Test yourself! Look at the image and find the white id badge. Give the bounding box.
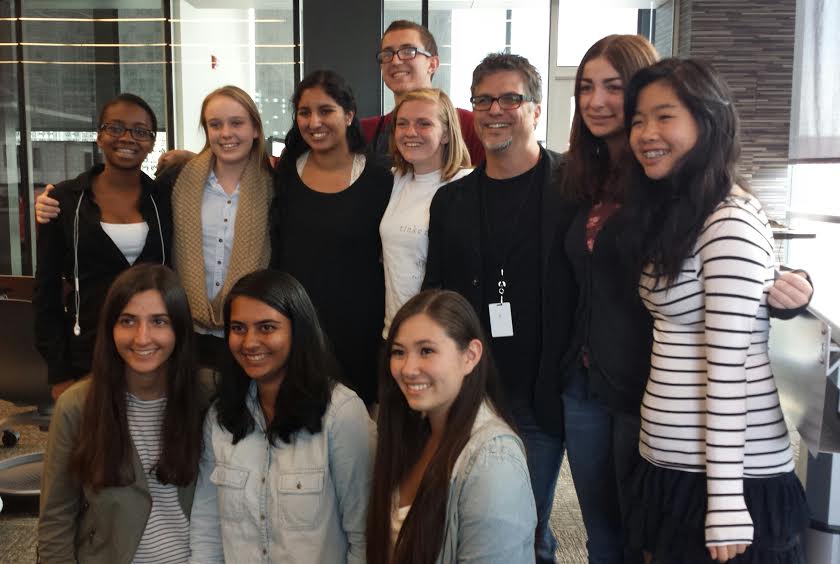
[488,302,514,337]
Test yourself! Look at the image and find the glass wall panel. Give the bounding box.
[0,0,21,274]
[429,0,551,143]
[1,0,167,276]
[171,1,296,152]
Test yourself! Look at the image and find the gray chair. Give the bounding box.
[0,277,51,501]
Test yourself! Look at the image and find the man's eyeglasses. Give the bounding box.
[376,46,433,64]
[99,123,156,141]
[469,94,536,111]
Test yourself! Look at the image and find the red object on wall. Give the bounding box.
[211,54,218,69]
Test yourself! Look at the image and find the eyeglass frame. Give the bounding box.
[375,46,433,64]
[469,93,537,111]
[98,122,156,141]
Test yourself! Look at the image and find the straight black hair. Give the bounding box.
[216,270,337,445]
[280,70,366,171]
[621,58,747,284]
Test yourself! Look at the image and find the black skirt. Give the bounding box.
[625,459,809,564]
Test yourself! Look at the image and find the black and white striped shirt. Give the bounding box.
[126,394,190,564]
[637,194,794,547]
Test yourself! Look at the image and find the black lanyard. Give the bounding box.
[478,158,541,301]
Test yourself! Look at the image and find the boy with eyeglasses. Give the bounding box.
[362,20,485,165]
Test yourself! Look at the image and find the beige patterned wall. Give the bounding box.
[675,0,796,220]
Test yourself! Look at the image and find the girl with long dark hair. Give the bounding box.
[622,58,808,564]
[271,70,393,405]
[367,289,535,564]
[189,269,373,563]
[38,264,204,564]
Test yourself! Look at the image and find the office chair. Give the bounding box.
[0,277,51,501]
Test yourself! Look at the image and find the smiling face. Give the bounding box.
[390,313,481,427]
[394,99,448,174]
[578,56,625,140]
[629,79,699,180]
[113,289,175,386]
[472,70,540,155]
[380,29,439,97]
[97,101,154,171]
[295,86,352,156]
[203,94,259,168]
[228,296,292,386]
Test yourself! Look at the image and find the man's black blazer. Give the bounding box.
[423,147,577,436]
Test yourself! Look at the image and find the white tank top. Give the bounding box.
[100,221,149,264]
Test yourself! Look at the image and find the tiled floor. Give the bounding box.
[0,399,589,564]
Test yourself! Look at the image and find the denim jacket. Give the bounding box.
[189,383,374,564]
[436,403,537,563]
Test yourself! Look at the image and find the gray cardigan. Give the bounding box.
[38,381,197,564]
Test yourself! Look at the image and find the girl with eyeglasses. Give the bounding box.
[38,264,206,564]
[34,93,170,403]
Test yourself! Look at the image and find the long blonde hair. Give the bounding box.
[390,88,471,181]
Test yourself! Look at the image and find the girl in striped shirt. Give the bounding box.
[622,58,808,564]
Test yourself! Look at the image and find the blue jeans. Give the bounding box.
[513,408,566,564]
[563,362,642,564]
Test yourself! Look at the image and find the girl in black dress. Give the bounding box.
[271,70,392,405]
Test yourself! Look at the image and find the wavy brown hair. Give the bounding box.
[366,290,512,564]
[69,264,201,490]
[564,34,658,203]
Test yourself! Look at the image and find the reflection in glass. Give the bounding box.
[171,1,296,152]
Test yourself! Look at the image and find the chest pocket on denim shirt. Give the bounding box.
[210,463,250,521]
[276,469,325,530]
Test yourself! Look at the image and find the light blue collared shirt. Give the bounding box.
[189,383,374,564]
[197,171,239,337]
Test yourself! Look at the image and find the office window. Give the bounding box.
[1,0,167,276]
[428,0,551,142]
[171,1,296,152]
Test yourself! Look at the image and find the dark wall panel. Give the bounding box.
[302,0,382,118]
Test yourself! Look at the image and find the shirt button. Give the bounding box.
[262,549,267,555]
[224,218,228,223]
[296,481,302,490]
[472,277,479,287]
[215,282,220,287]
[217,260,222,265]
[218,238,223,243]
[260,514,265,520]
[227,200,232,205]
[262,477,266,483]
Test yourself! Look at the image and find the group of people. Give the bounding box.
[31,18,814,564]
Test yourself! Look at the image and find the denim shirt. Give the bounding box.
[189,383,374,564]
[436,403,537,564]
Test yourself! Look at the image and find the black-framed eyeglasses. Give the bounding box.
[99,122,156,141]
[469,94,536,111]
[376,46,433,64]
